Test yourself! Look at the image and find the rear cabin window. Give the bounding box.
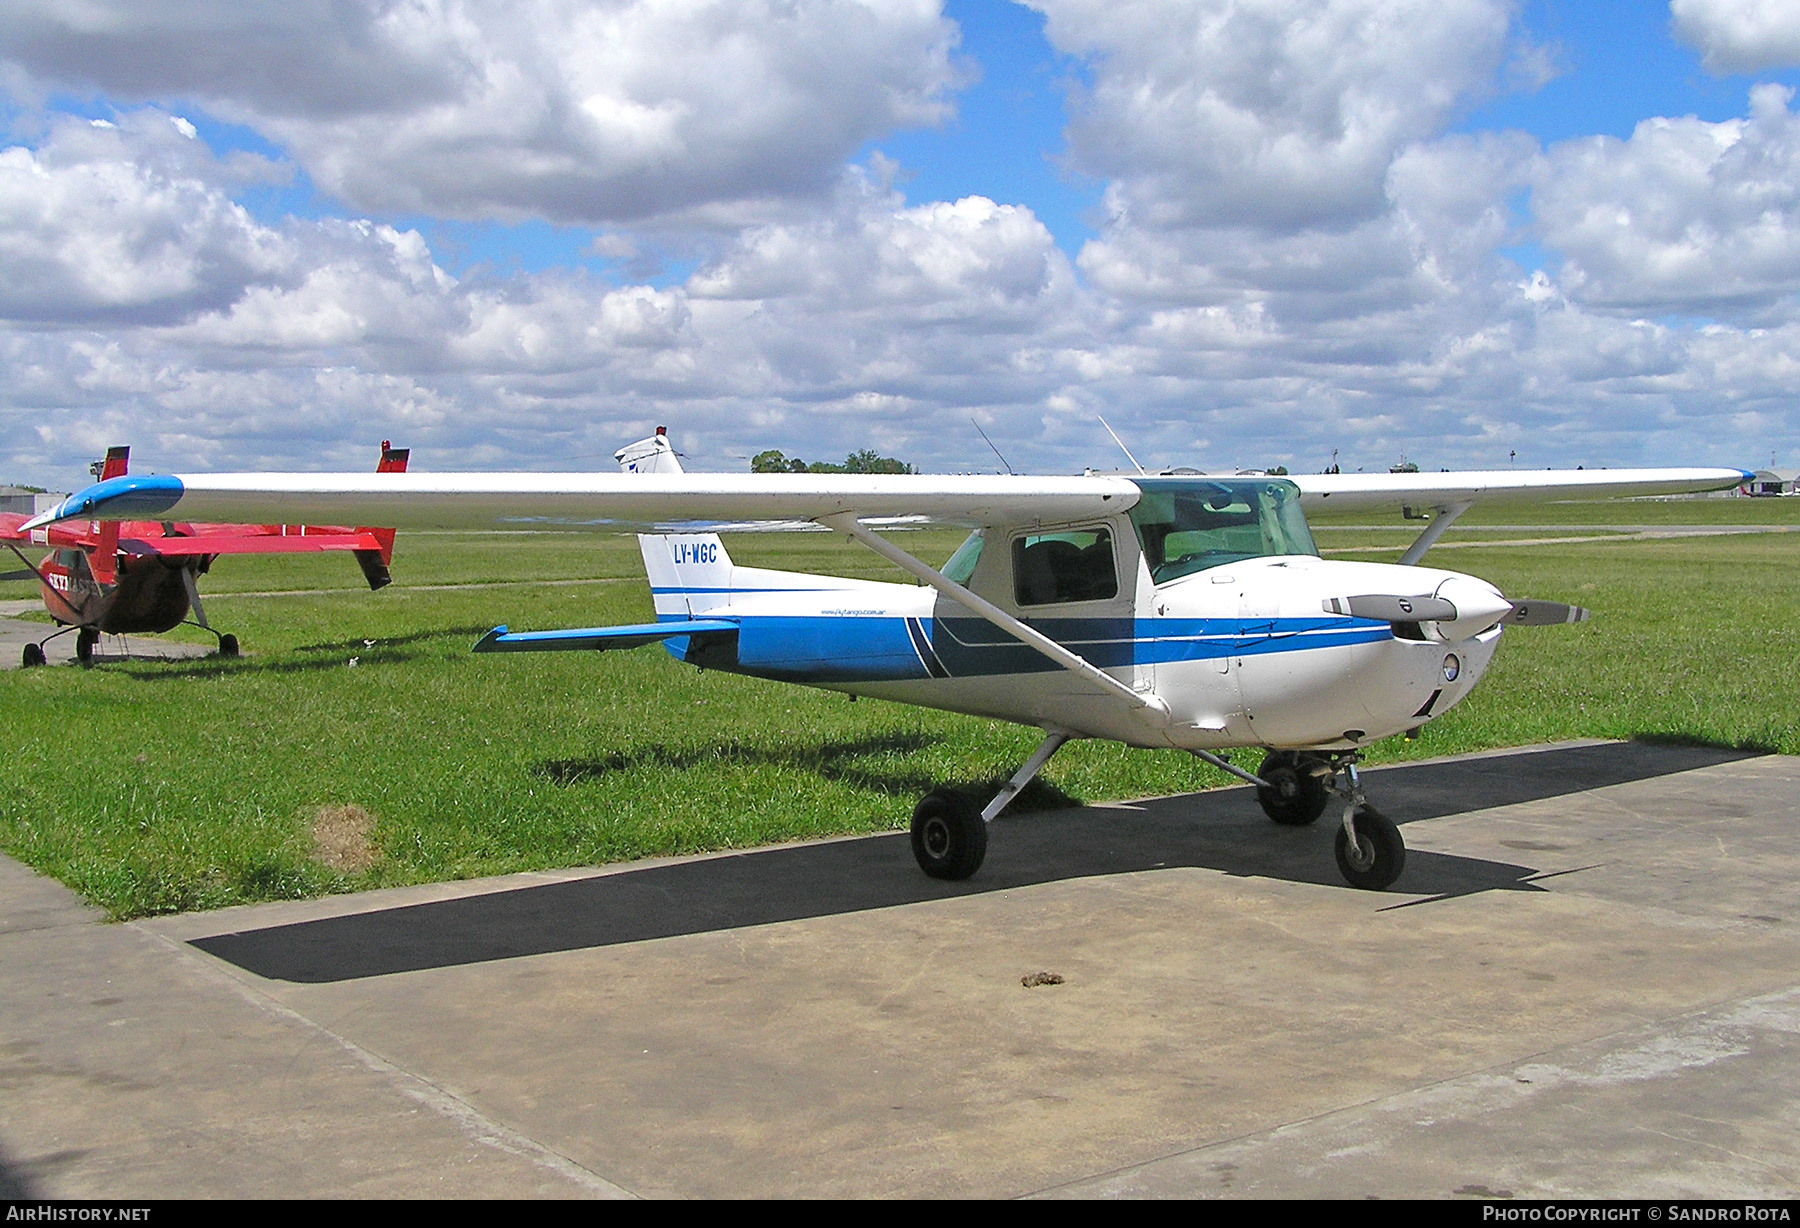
[1012,528,1118,606]
[1128,478,1317,584]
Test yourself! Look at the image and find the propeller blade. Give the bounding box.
[1502,600,1590,626]
[1323,594,1459,622]
[0,567,43,582]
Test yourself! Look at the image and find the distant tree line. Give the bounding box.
[751,448,914,474]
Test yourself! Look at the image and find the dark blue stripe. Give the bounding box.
[686,614,1389,683]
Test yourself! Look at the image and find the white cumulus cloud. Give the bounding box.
[1671,0,1800,74]
[1027,0,1514,231]
[1534,84,1800,321]
[0,0,963,225]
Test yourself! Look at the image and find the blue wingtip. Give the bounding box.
[20,474,185,530]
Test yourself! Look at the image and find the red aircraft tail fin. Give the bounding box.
[354,440,408,587]
[376,441,410,474]
[88,447,128,583]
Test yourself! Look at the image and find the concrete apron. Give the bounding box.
[0,605,213,670]
[2,740,1796,1198]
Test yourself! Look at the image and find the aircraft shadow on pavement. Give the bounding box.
[192,740,1760,984]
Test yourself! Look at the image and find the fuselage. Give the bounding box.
[10,519,207,634]
[640,476,1508,753]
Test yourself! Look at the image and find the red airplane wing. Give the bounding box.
[119,529,387,556]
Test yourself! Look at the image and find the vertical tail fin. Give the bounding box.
[355,440,409,588]
[91,447,127,583]
[616,428,733,616]
[614,425,685,474]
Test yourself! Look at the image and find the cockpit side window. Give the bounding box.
[941,530,984,585]
[1128,478,1317,584]
[1012,528,1119,606]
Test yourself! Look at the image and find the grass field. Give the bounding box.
[2,501,1795,919]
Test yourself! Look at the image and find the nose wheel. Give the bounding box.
[1335,804,1405,889]
[1196,747,1409,891]
[1322,758,1406,890]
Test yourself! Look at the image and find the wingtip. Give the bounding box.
[19,474,184,530]
[472,626,509,653]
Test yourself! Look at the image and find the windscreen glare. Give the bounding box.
[1127,478,1317,584]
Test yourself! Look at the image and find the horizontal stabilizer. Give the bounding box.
[472,619,739,654]
[1503,600,1590,626]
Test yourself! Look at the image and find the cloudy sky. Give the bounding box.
[3,0,1799,485]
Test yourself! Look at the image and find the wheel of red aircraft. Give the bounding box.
[21,642,45,668]
[1255,751,1330,826]
[1334,805,1406,891]
[75,627,98,667]
[218,634,239,658]
[910,789,987,881]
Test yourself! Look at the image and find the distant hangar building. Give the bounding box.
[0,486,69,516]
[1743,470,1798,496]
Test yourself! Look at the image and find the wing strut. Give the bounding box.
[1396,501,1472,566]
[178,566,210,630]
[815,512,1167,721]
[3,540,48,584]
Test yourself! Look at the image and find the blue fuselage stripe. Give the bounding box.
[658,613,1389,682]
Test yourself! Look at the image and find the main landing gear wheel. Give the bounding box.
[911,789,987,881]
[217,633,239,659]
[1335,805,1406,891]
[75,627,98,667]
[1255,751,1330,826]
[21,642,45,668]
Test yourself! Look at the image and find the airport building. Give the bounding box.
[1743,469,1798,496]
[0,486,68,516]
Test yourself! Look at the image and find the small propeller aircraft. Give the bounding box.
[22,428,1749,889]
[2,443,408,666]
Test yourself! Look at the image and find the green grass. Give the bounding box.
[1,517,1795,919]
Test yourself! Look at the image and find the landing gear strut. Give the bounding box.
[1322,757,1406,891]
[909,730,1071,881]
[1192,747,1408,891]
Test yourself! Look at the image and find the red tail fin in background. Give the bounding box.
[375,441,410,475]
[91,447,128,583]
[354,441,408,588]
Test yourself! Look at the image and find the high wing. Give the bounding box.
[21,466,1750,534]
[24,472,1143,532]
[1289,467,1750,512]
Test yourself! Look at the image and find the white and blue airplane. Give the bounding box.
[24,429,1751,890]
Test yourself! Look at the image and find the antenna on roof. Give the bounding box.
[972,418,1014,475]
[1097,415,1146,475]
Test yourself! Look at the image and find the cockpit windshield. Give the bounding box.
[1127,477,1318,584]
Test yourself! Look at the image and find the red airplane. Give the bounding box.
[1,443,407,667]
